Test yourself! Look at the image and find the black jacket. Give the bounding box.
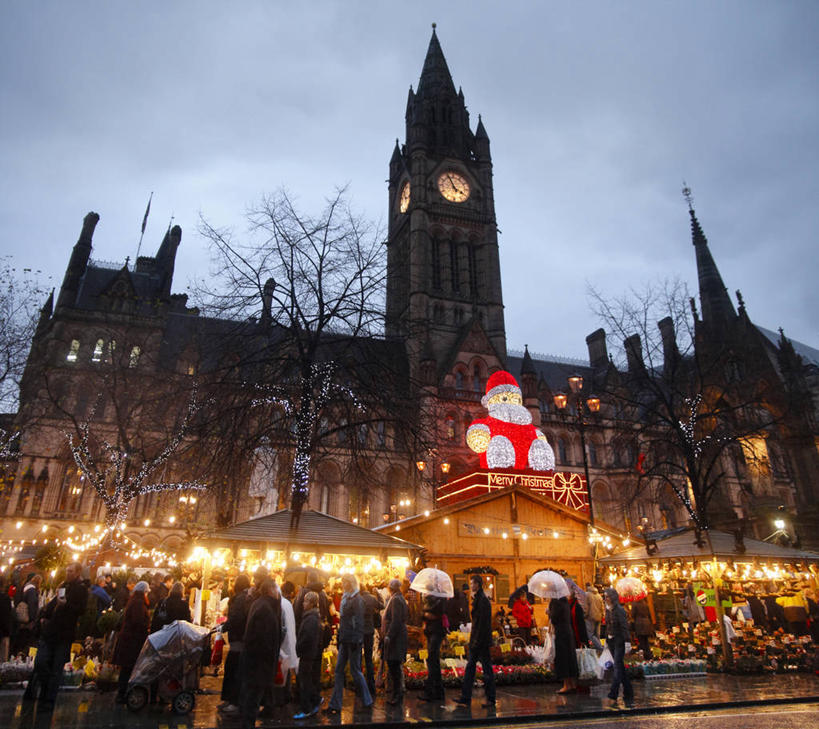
[244,594,281,671]
[41,577,88,643]
[294,581,330,627]
[222,589,251,643]
[296,607,322,661]
[469,588,492,650]
[360,589,384,636]
[151,594,192,632]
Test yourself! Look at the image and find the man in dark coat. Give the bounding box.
[604,587,633,705]
[455,575,496,708]
[293,591,323,719]
[219,574,251,713]
[23,563,88,708]
[382,578,408,705]
[293,570,331,629]
[240,579,281,729]
[324,574,372,714]
[359,583,384,697]
[549,595,578,693]
[420,593,446,701]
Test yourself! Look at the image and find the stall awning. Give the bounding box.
[204,508,422,556]
[600,528,819,565]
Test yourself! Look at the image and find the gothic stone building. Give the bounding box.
[2,29,817,558]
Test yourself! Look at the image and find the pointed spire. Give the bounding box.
[57,211,99,309]
[390,138,402,166]
[416,24,457,100]
[35,289,54,335]
[684,186,736,327]
[475,114,488,139]
[521,344,536,375]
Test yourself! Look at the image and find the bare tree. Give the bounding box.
[196,187,420,526]
[0,258,49,454]
[588,279,778,532]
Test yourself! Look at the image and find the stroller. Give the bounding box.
[125,620,213,714]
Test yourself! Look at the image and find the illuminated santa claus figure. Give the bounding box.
[466,370,555,471]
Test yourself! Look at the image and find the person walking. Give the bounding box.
[631,599,654,659]
[382,578,408,706]
[323,574,372,714]
[12,574,41,656]
[23,563,88,709]
[113,580,151,704]
[420,592,446,702]
[455,575,496,708]
[603,587,633,705]
[218,574,251,714]
[549,594,578,694]
[293,591,323,719]
[359,583,383,697]
[240,579,282,729]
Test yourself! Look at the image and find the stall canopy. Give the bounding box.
[600,527,819,566]
[205,508,422,557]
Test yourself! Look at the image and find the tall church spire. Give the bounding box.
[684,185,736,328]
[416,24,457,100]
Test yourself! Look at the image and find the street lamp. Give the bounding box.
[553,374,601,525]
[415,451,451,505]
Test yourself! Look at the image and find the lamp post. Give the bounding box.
[553,374,600,526]
[415,452,451,506]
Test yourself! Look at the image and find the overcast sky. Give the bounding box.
[1,1,817,362]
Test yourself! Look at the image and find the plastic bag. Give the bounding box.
[543,631,555,665]
[577,648,597,679]
[210,631,224,666]
[595,646,613,680]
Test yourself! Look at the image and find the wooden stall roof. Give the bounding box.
[374,482,623,537]
[204,508,422,556]
[600,528,819,565]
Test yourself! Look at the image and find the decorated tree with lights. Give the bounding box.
[588,278,780,533]
[27,318,207,537]
[197,187,416,527]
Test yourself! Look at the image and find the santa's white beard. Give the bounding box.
[487,402,532,425]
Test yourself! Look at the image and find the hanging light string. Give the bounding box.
[66,386,205,531]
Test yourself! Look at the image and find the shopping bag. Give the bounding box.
[210,632,224,665]
[595,647,613,680]
[577,648,597,679]
[543,631,555,665]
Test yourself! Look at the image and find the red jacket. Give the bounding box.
[511,597,533,628]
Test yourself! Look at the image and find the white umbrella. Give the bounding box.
[410,567,454,598]
[527,570,570,599]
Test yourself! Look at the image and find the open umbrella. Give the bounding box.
[527,570,570,599]
[410,567,454,598]
[614,576,647,603]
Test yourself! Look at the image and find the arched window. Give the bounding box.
[450,242,460,292]
[445,416,456,440]
[66,340,80,363]
[588,441,599,467]
[431,238,442,290]
[472,364,483,394]
[320,484,330,514]
[129,346,141,368]
[556,437,568,465]
[455,370,465,391]
[91,339,104,363]
[30,467,48,517]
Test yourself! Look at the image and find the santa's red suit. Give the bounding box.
[466,370,555,471]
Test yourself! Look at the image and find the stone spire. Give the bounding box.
[415,24,457,100]
[684,186,736,328]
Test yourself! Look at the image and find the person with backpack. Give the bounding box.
[323,574,372,714]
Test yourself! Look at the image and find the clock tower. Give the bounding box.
[386,27,506,383]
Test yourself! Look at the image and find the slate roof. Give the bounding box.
[600,528,819,564]
[205,508,422,555]
[506,351,593,392]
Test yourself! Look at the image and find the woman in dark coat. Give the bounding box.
[567,592,589,649]
[114,581,151,703]
[631,599,654,659]
[382,578,408,705]
[151,581,192,632]
[548,596,578,693]
[219,574,251,713]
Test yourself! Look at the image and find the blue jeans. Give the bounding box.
[460,644,495,702]
[607,639,633,700]
[329,641,372,710]
[24,638,71,703]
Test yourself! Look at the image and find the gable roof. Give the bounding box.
[374,481,623,538]
[205,508,421,556]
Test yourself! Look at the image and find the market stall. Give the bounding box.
[600,527,819,674]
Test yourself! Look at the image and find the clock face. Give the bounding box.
[438,171,470,203]
[399,181,411,213]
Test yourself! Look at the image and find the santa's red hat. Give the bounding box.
[481,370,522,407]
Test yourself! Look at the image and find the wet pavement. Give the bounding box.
[2,673,818,729]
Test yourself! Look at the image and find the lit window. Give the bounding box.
[91,339,104,362]
[129,346,141,368]
[66,340,80,363]
[186,363,196,376]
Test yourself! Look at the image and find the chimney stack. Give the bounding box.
[586,328,608,370]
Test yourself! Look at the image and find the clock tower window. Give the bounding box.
[431,237,442,290]
[450,242,460,293]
